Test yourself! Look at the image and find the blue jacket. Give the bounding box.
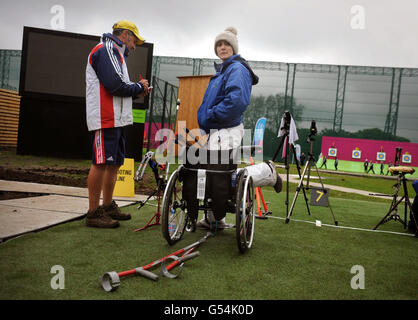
[197,54,258,133]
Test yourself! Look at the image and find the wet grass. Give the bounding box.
[0,149,417,301]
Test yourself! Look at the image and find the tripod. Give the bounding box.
[373,167,417,234]
[272,112,311,219]
[285,133,338,226]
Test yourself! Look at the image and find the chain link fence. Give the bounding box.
[153,56,418,160]
[0,50,21,91]
[144,76,178,150]
[2,50,417,160]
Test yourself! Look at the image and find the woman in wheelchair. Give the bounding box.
[161,27,262,253]
[195,26,259,230]
[162,148,257,253]
[161,144,282,253]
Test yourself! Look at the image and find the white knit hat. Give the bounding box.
[214,27,239,56]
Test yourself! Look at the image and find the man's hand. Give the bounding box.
[138,76,152,97]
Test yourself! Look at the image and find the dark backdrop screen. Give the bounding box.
[20,27,153,107]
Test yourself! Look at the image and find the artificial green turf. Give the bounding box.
[315,158,418,179]
[0,187,416,300]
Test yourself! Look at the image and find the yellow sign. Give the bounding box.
[113,158,135,197]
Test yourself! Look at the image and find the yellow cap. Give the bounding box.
[112,20,145,45]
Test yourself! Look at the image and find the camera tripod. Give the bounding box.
[285,135,338,225]
[272,111,311,219]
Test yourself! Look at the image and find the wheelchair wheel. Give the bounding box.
[161,168,188,245]
[235,171,255,253]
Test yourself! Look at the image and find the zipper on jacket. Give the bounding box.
[119,98,123,120]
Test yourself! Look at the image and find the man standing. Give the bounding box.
[320,156,327,169]
[380,161,385,175]
[364,159,369,173]
[367,161,375,174]
[386,162,393,175]
[85,20,151,228]
[300,152,306,166]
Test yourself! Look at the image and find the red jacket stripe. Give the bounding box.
[99,83,115,128]
[94,130,105,164]
[89,44,104,65]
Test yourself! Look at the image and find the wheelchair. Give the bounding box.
[161,147,256,253]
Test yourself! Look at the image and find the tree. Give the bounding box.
[354,128,409,142]
[243,93,305,160]
[320,128,410,142]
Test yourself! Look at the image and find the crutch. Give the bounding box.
[100,232,212,292]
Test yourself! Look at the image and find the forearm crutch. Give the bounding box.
[101,251,200,292]
[100,232,212,292]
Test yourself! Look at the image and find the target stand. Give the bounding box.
[373,166,418,235]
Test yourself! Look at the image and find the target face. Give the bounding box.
[352,150,361,159]
[402,154,412,163]
[376,152,386,161]
[328,148,337,157]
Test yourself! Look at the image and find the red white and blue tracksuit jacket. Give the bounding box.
[86,33,144,131]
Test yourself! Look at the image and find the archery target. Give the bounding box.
[328,148,337,157]
[402,154,412,163]
[352,150,361,159]
[376,152,386,161]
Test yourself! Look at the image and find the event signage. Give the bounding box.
[310,187,329,207]
[253,117,267,154]
[113,158,135,197]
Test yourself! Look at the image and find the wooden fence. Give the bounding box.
[0,89,20,147]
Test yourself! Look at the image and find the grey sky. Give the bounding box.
[1,0,418,68]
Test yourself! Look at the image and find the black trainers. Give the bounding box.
[274,173,283,193]
[196,215,233,230]
[266,160,282,193]
[103,200,131,221]
[86,206,120,228]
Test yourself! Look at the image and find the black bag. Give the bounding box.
[181,148,237,221]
